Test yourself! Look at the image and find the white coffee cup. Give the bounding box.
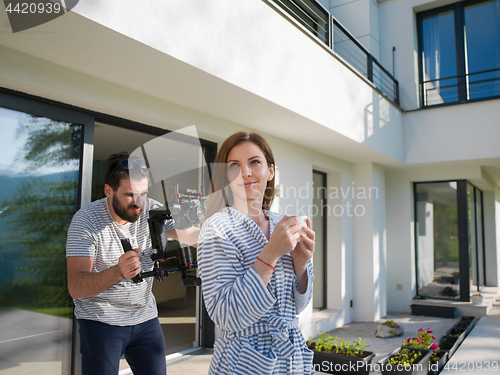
[297,216,308,242]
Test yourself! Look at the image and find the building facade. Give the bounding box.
[0,0,499,374]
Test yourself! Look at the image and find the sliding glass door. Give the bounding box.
[0,106,83,374]
[414,180,485,301]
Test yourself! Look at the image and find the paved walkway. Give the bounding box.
[441,297,500,374]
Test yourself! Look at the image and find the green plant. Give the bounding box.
[456,317,474,329]
[308,332,370,357]
[429,345,443,364]
[472,292,482,297]
[439,337,457,350]
[315,341,324,351]
[389,329,396,334]
[447,329,463,338]
[382,320,399,328]
[387,348,421,366]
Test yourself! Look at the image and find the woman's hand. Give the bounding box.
[259,215,300,265]
[268,215,301,257]
[290,217,315,272]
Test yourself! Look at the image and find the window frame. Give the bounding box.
[312,169,327,310]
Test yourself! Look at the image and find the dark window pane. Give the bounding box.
[312,171,325,309]
[421,10,458,105]
[464,0,500,99]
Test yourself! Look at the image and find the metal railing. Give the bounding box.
[269,0,400,106]
[421,68,500,107]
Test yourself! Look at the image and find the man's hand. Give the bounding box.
[117,248,142,279]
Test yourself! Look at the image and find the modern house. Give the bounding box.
[0,0,499,374]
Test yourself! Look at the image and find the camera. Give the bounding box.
[120,184,205,286]
[167,184,207,230]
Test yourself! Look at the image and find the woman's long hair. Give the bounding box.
[204,132,276,219]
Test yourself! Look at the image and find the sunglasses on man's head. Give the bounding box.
[109,159,148,176]
[118,159,148,170]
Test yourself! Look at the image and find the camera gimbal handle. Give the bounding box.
[120,238,144,284]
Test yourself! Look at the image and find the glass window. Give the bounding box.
[421,10,458,105]
[464,0,500,99]
[0,107,81,374]
[415,182,460,300]
[418,0,500,107]
[415,181,486,301]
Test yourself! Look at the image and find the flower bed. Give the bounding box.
[379,347,432,375]
[308,333,375,375]
[428,350,448,375]
[453,316,477,336]
[438,335,462,358]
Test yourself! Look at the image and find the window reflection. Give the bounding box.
[464,0,500,100]
[416,182,460,300]
[0,107,81,374]
[421,10,458,105]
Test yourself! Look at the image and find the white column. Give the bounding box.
[352,162,386,321]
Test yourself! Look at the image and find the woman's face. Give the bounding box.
[226,141,274,209]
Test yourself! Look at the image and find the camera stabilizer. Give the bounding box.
[120,184,206,286]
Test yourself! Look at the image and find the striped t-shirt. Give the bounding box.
[66,197,174,326]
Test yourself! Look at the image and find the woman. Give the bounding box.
[198,132,315,375]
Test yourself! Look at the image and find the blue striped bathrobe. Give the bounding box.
[198,207,314,375]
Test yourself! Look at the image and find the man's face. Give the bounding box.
[109,177,149,223]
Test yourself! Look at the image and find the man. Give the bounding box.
[66,151,198,375]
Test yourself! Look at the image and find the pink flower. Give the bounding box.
[417,338,422,344]
[428,330,433,334]
[431,344,438,351]
[427,328,431,331]
[418,328,423,332]
[432,336,436,340]
[406,338,411,343]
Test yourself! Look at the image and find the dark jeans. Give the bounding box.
[78,318,167,375]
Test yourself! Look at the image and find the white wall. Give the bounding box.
[405,101,500,163]
[352,162,387,321]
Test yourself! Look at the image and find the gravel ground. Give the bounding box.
[315,313,461,374]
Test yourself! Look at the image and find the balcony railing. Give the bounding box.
[421,68,500,107]
[268,0,400,106]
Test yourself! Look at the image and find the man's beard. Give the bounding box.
[112,194,143,223]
